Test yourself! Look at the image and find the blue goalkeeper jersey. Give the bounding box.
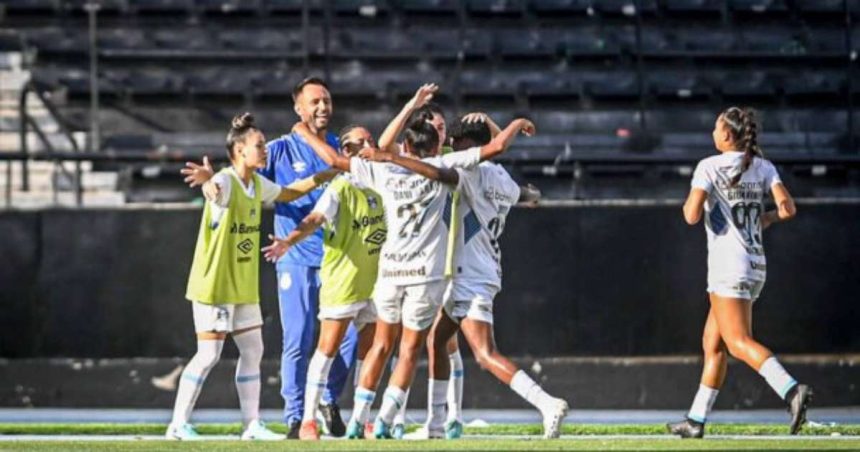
[259,131,338,269]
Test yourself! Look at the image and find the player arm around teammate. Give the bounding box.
[182,158,338,204]
[668,107,809,439]
[260,125,385,440]
[167,113,289,441]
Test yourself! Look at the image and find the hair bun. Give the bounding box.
[231,112,255,130]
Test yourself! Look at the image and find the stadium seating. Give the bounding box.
[0,0,857,201]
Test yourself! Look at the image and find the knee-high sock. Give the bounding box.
[234,329,264,427]
[758,357,798,400]
[687,384,719,423]
[303,350,334,422]
[446,351,464,423]
[171,339,225,425]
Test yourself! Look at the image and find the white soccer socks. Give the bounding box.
[758,356,798,400]
[233,329,264,427]
[378,386,408,425]
[170,339,225,426]
[687,384,719,423]
[302,350,334,422]
[353,359,364,389]
[350,387,376,426]
[426,379,449,432]
[510,370,555,411]
[447,351,464,423]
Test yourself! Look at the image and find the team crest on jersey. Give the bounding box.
[292,161,307,173]
[249,208,256,218]
[367,195,378,210]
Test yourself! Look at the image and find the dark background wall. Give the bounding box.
[1,202,858,359]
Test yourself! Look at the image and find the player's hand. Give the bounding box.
[181,155,215,187]
[406,83,438,111]
[518,119,536,137]
[520,183,541,207]
[202,181,221,203]
[462,112,489,124]
[358,147,393,162]
[262,234,291,263]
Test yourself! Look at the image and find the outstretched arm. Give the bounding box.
[261,213,327,262]
[683,188,708,225]
[517,183,541,206]
[180,156,224,202]
[293,122,351,172]
[276,169,339,203]
[359,147,459,186]
[762,182,797,229]
[378,83,438,153]
[479,118,535,161]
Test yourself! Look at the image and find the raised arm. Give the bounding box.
[683,188,708,225]
[276,169,339,203]
[462,112,502,138]
[762,182,797,229]
[359,147,459,186]
[293,122,351,172]
[261,213,327,263]
[180,156,223,202]
[378,83,438,153]
[479,118,535,161]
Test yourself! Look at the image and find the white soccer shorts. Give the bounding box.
[443,281,498,324]
[373,280,447,331]
[707,275,765,302]
[191,301,263,333]
[318,299,377,328]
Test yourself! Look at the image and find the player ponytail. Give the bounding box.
[226,112,259,160]
[404,111,439,158]
[721,107,762,186]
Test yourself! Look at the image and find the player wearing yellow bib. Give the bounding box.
[260,125,386,441]
[167,113,336,441]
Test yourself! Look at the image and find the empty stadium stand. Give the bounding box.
[1,0,859,202]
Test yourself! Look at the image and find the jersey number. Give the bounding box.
[397,198,433,238]
[487,216,505,255]
[730,201,763,246]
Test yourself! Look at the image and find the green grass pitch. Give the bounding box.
[1,423,859,451]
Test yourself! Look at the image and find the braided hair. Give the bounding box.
[721,107,762,186]
[225,112,259,160]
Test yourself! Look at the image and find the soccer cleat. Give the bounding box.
[540,398,569,439]
[788,384,813,435]
[297,420,320,440]
[241,420,286,441]
[392,423,406,439]
[666,418,705,439]
[286,420,301,439]
[403,424,443,440]
[445,419,463,439]
[345,420,364,439]
[165,423,202,441]
[318,403,346,437]
[373,417,392,439]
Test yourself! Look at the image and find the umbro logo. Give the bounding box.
[237,239,254,255]
[364,229,386,246]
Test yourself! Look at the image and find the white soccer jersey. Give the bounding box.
[349,148,481,285]
[691,152,782,282]
[452,161,521,289]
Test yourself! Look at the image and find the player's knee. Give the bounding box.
[473,348,493,371]
[724,335,753,359]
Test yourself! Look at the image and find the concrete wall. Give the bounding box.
[1,202,858,359]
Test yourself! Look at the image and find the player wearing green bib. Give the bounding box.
[261,125,385,440]
[167,113,336,441]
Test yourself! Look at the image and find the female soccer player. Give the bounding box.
[667,107,812,438]
[259,125,385,441]
[167,113,335,441]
